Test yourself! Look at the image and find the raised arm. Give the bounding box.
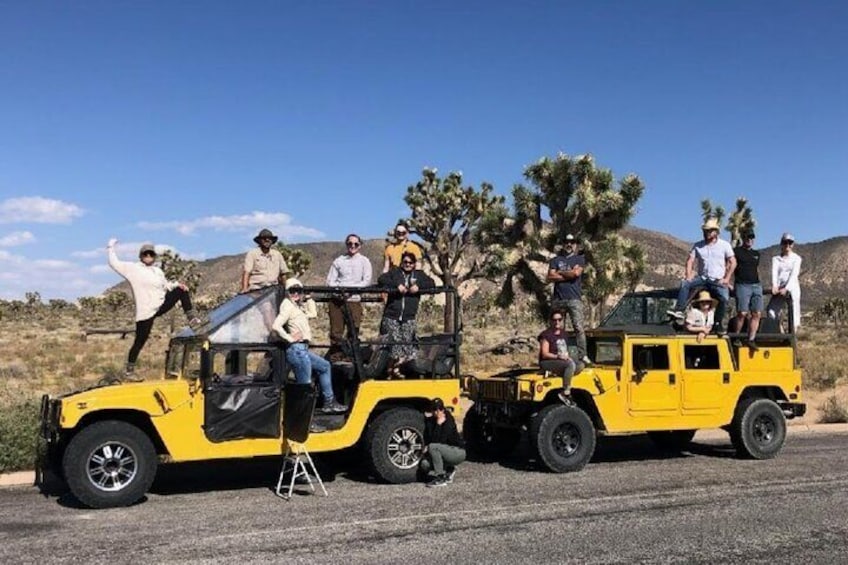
[107,238,131,279]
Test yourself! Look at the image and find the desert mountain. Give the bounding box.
[110,227,847,311]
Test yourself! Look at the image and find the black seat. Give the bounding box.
[399,334,456,379]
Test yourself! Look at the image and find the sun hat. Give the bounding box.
[780,232,795,244]
[564,234,580,243]
[742,229,756,239]
[253,229,279,244]
[138,244,157,257]
[285,278,303,291]
[701,217,721,231]
[692,290,718,307]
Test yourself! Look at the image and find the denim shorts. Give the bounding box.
[735,283,763,313]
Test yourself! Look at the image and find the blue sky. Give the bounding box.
[1,1,846,300]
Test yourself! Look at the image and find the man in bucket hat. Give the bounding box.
[107,238,202,380]
[669,217,736,332]
[241,228,290,293]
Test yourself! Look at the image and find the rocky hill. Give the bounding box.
[111,228,847,311]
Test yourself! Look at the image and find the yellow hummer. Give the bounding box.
[463,289,806,472]
[40,286,461,508]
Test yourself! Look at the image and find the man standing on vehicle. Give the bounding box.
[669,217,736,332]
[730,230,762,350]
[240,228,289,293]
[547,234,591,366]
[326,233,372,358]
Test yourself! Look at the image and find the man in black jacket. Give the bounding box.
[377,251,435,370]
[419,398,466,487]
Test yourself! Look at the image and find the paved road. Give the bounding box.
[2,431,847,564]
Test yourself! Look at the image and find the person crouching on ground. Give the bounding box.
[107,238,202,381]
[272,278,347,414]
[420,398,466,487]
[685,290,718,343]
[538,310,577,398]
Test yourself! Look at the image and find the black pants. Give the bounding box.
[128,288,192,364]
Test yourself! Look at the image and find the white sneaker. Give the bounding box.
[581,356,593,366]
[666,310,685,320]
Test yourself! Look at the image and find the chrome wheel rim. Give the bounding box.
[86,441,138,492]
[387,427,423,469]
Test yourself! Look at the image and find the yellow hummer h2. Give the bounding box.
[40,285,461,508]
[463,289,806,472]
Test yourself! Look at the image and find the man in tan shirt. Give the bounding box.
[241,229,289,293]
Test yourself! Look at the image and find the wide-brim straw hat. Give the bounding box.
[692,290,719,307]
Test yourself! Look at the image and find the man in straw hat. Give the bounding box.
[684,290,719,343]
[241,228,290,293]
[669,217,736,332]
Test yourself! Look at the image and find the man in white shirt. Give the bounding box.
[108,238,201,380]
[326,233,372,357]
[670,217,736,332]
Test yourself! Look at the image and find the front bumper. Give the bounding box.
[39,394,61,441]
[780,401,806,419]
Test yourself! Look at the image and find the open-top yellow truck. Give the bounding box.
[40,286,462,508]
[463,289,806,472]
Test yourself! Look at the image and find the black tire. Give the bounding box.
[730,398,787,459]
[363,407,425,484]
[62,421,157,509]
[463,408,520,459]
[647,430,697,452]
[530,404,596,473]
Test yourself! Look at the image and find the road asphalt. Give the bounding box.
[1,429,847,564]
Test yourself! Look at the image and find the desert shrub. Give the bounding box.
[818,395,848,424]
[0,360,28,380]
[0,397,40,473]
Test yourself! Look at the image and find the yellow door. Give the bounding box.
[628,342,678,413]
[680,343,727,411]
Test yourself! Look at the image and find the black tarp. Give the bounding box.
[204,382,281,442]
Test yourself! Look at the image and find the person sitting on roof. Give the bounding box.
[684,290,718,343]
[272,279,347,414]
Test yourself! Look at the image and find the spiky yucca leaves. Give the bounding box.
[495,153,645,322]
[159,250,202,293]
[401,168,509,330]
[725,197,756,247]
[700,199,726,226]
[273,242,312,278]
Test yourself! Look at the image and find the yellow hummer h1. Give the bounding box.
[40,286,461,508]
[463,289,806,472]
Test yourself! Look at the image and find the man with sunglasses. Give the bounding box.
[326,233,373,356]
[382,222,422,273]
[240,228,289,293]
[107,238,202,380]
[547,234,591,366]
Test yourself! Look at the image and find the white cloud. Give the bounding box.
[0,197,84,224]
[0,250,113,300]
[137,211,324,239]
[0,231,35,247]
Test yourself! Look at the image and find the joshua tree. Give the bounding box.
[699,197,756,247]
[400,168,509,330]
[273,242,312,278]
[488,153,646,323]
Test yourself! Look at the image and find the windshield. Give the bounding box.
[602,294,677,327]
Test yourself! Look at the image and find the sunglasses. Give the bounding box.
[551,317,563,322]
[346,241,361,248]
[395,230,408,235]
[141,251,156,257]
[289,288,303,294]
[401,260,415,265]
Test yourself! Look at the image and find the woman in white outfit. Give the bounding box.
[767,232,802,331]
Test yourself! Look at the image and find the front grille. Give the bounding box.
[476,380,514,402]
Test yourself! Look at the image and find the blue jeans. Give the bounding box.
[286,343,334,402]
[676,276,730,326]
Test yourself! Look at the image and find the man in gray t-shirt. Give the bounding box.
[672,217,736,330]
